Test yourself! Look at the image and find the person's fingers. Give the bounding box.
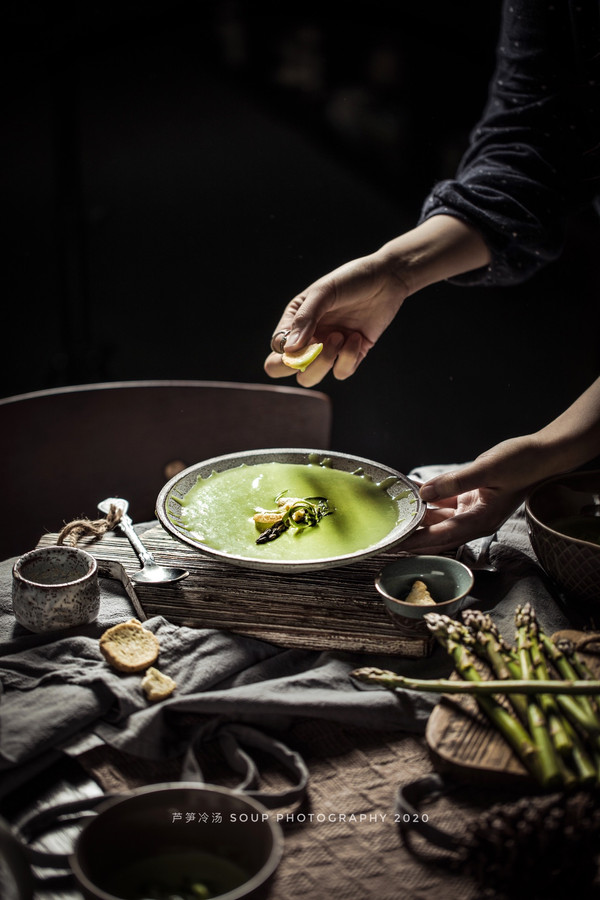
[419,459,494,503]
[401,514,491,554]
[419,506,457,526]
[270,329,292,355]
[265,296,312,378]
[418,436,540,504]
[331,332,368,380]
[263,351,295,379]
[265,257,384,382]
[284,282,335,351]
[266,279,336,377]
[290,329,370,384]
[404,486,521,553]
[269,296,306,353]
[264,332,345,385]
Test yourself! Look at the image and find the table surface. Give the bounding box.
[2,508,599,900]
[4,722,494,900]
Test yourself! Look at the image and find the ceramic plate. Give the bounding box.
[156,448,425,573]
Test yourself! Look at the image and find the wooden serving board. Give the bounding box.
[37,527,430,657]
[426,629,600,786]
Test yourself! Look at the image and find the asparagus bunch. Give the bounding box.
[353,603,600,790]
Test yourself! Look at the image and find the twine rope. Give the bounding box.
[57,504,123,547]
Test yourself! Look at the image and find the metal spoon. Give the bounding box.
[97,498,189,584]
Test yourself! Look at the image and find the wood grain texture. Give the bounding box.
[426,630,600,786]
[38,527,430,657]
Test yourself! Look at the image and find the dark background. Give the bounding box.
[3,0,599,475]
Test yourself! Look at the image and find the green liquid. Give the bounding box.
[175,462,408,561]
[551,515,600,546]
[104,850,249,899]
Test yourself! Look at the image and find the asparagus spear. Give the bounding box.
[462,610,517,666]
[522,607,573,758]
[556,636,600,711]
[559,715,599,787]
[551,634,600,779]
[514,605,563,787]
[351,667,600,696]
[463,610,529,725]
[538,626,600,740]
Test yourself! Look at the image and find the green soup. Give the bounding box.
[104,849,248,899]
[173,461,413,561]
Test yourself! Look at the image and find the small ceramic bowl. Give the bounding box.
[375,555,474,646]
[526,469,600,607]
[12,546,100,632]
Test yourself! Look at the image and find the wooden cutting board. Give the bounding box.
[37,526,431,657]
[426,630,600,786]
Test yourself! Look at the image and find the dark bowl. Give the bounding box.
[71,783,283,900]
[525,469,600,606]
[156,448,426,573]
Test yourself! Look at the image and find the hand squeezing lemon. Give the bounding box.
[281,342,323,372]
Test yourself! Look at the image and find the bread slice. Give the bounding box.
[141,666,177,702]
[99,618,160,672]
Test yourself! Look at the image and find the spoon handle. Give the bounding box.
[117,514,156,567]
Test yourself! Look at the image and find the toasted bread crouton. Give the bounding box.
[253,511,284,532]
[99,618,160,673]
[141,666,177,702]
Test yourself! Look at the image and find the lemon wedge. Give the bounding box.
[281,342,324,372]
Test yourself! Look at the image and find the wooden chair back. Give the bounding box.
[0,380,332,558]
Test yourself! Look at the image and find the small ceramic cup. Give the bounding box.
[12,546,100,633]
[375,555,474,649]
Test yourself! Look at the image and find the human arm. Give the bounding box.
[265,2,598,385]
[264,215,491,386]
[401,377,600,554]
[421,0,597,287]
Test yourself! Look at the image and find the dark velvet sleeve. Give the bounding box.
[420,0,600,286]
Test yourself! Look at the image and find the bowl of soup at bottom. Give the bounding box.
[156,448,426,573]
[71,783,283,900]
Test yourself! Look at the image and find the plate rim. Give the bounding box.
[155,447,426,573]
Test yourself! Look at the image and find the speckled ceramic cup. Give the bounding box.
[12,546,100,632]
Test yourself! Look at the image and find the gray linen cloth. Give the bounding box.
[0,464,572,797]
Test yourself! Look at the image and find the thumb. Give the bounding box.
[285,282,335,350]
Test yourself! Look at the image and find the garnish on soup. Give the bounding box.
[254,492,335,543]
